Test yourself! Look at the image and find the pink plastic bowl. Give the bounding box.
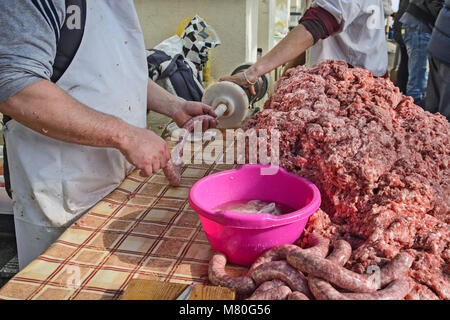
[188,164,321,266]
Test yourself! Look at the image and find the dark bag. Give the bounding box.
[147,49,204,102]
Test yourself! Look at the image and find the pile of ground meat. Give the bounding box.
[243,60,449,300]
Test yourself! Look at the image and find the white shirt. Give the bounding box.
[308,0,388,76]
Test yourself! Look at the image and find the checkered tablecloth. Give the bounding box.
[0,138,249,300]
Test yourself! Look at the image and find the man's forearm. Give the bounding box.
[246,24,314,80]
[146,78,183,118]
[0,79,132,150]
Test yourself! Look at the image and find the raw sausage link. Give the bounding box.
[287,249,379,293]
[163,161,181,187]
[302,233,331,258]
[245,234,329,299]
[309,277,411,300]
[325,240,352,266]
[208,252,256,295]
[342,279,411,300]
[249,234,330,273]
[308,276,348,300]
[308,239,352,300]
[181,115,216,133]
[249,244,298,273]
[300,250,413,295]
[164,115,216,186]
[306,244,413,300]
[287,291,310,300]
[379,252,413,287]
[251,261,311,298]
[246,285,292,300]
[252,279,286,296]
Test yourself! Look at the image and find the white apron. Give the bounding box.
[307,0,388,77]
[3,0,148,270]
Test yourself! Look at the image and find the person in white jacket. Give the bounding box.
[222,0,389,92]
[0,1,217,269]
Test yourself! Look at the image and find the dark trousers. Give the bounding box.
[426,56,450,120]
[395,44,409,94]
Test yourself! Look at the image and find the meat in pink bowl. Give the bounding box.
[188,164,321,266]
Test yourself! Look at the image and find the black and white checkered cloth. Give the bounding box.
[181,15,221,70]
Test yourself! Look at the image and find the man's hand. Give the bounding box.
[220,69,258,96]
[171,100,218,130]
[147,79,217,130]
[118,127,171,177]
[219,24,314,94]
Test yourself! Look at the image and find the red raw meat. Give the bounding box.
[243,60,450,300]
